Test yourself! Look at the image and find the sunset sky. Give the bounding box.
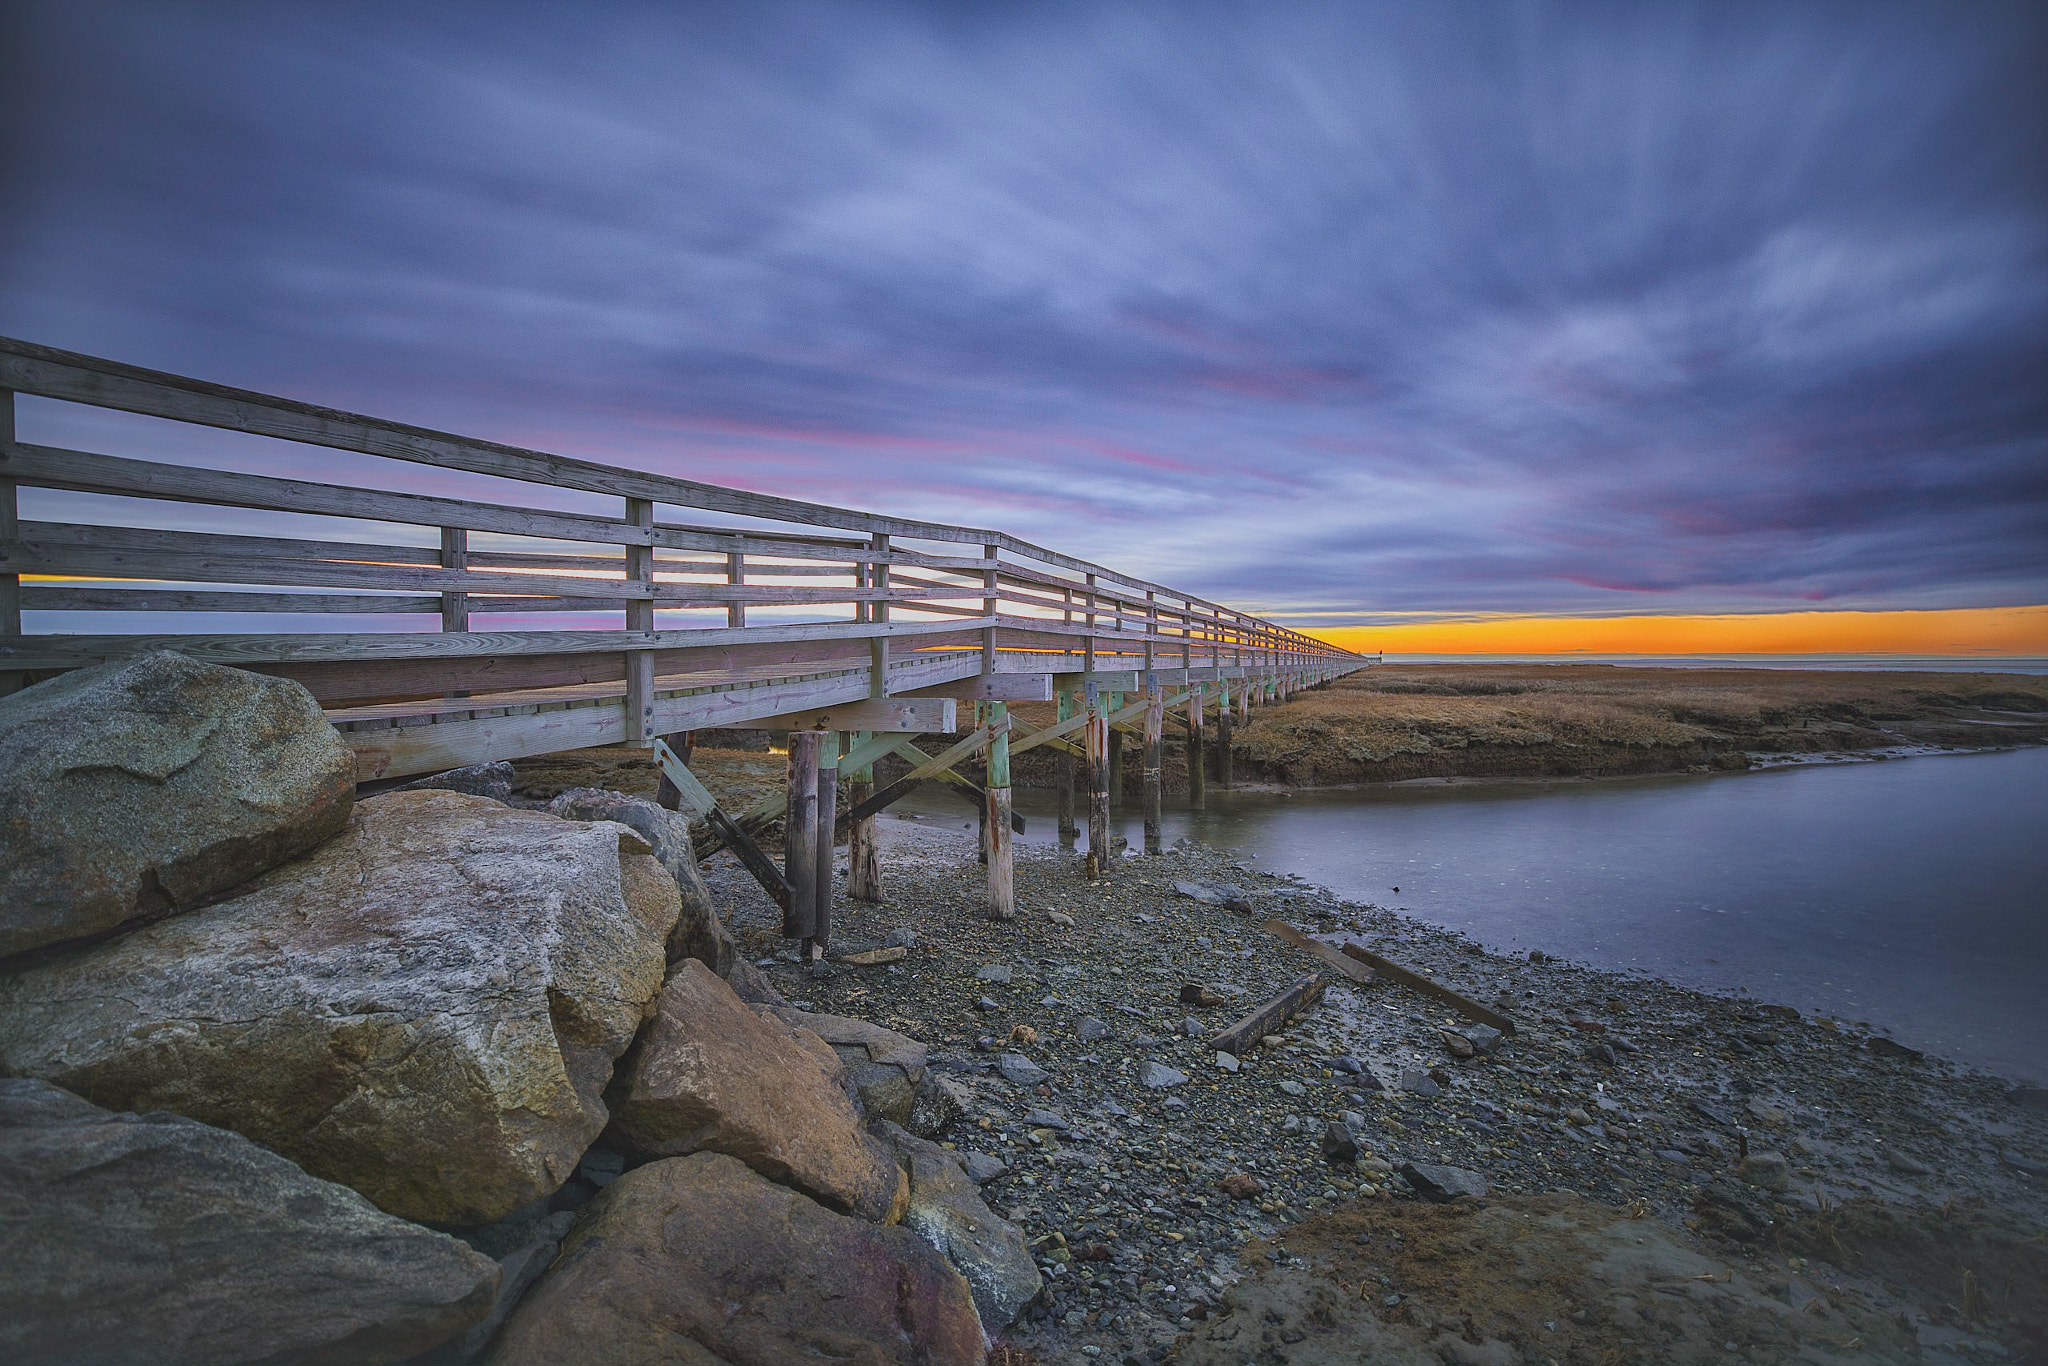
[3,2,2043,654]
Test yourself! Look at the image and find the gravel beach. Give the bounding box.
[700,809,2048,1365]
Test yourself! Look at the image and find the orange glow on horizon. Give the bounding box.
[1310,605,2048,658]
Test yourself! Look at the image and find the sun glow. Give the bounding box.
[1310,605,2048,658]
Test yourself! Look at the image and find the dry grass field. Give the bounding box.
[1231,663,2048,785]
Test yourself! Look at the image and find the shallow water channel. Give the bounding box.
[895,745,2048,1084]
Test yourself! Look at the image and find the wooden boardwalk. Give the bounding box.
[0,336,1365,938]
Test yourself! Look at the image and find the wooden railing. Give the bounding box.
[0,336,1357,729]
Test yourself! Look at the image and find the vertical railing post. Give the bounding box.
[986,702,1014,919]
[439,527,469,632]
[1142,673,1163,855]
[1083,572,1096,675]
[0,388,22,697]
[847,729,882,902]
[981,542,998,674]
[814,733,838,949]
[624,497,656,745]
[1055,687,1078,844]
[725,548,745,628]
[784,730,821,947]
[1085,681,1111,879]
[869,532,890,698]
[1187,681,1206,811]
[1144,589,1156,672]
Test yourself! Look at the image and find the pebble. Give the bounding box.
[1321,1121,1360,1163]
[975,964,1013,984]
[1277,1079,1307,1097]
[1215,1052,1240,1073]
[1076,1017,1111,1042]
[998,1053,1049,1086]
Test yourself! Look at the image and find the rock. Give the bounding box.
[975,963,1013,983]
[0,791,671,1224]
[1439,1029,1476,1059]
[1181,1015,1204,1037]
[1400,1161,1488,1202]
[758,1004,929,1126]
[1047,910,1076,927]
[722,954,786,1005]
[1585,1041,1619,1066]
[576,1147,626,1189]
[1565,1107,1594,1126]
[0,651,355,959]
[607,961,907,1224]
[2007,1085,2048,1113]
[998,1052,1049,1086]
[1885,1150,1933,1176]
[1321,1121,1360,1163]
[393,761,516,803]
[1077,1016,1112,1041]
[1140,1061,1189,1089]
[961,1152,1008,1184]
[0,1078,497,1364]
[871,1121,1043,1331]
[1738,1150,1792,1194]
[2001,1148,2048,1177]
[1278,1078,1308,1097]
[908,1072,974,1137]
[486,1152,984,1366]
[1216,1171,1268,1199]
[1180,983,1229,1008]
[1171,880,1253,913]
[1327,1054,1365,1074]
[1216,1051,1240,1073]
[1865,1035,1923,1061]
[1399,1069,1443,1098]
[546,787,733,976]
[426,1233,558,1365]
[834,942,907,966]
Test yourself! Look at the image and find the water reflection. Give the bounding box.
[892,748,2048,1083]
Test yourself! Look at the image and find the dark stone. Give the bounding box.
[1399,1161,1487,1202]
[1320,1121,1359,1163]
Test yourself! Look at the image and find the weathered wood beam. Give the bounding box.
[1085,686,1111,879]
[1262,920,1378,988]
[841,720,1004,826]
[752,697,956,734]
[1210,974,1326,1057]
[900,672,1053,702]
[1142,679,1163,856]
[1338,943,1517,1035]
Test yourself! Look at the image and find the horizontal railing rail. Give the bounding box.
[0,336,1358,735]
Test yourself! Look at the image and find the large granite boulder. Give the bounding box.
[0,1078,498,1365]
[604,960,908,1224]
[485,1152,985,1366]
[871,1120,1042,1333]
[0,651,354,958]
[546,787,735,976]
[757,1004,929,1125]
[0,790,675,1224]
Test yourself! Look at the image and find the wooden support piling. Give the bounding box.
[986,701,1015,919]
[813,733,838,948]
[1187,683,1206,810]
[1085,684,1111,879]
[1105,690,1124,805]
[1055,688,1078,844]
[1216,684,1233,788]
[846,729,881,902]
[783,730,821,941]
[1142,675,1163,855]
